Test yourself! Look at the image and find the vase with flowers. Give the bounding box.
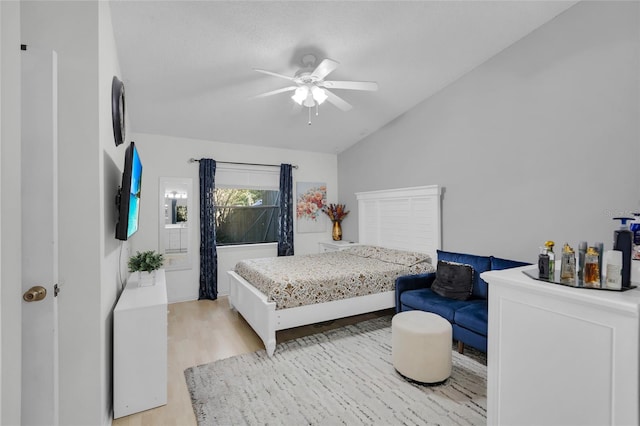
[323,203,350,241]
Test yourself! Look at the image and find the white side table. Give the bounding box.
[114,269,168,418]
[318,240,360,253]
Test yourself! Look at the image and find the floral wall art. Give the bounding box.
[296,182,327,233]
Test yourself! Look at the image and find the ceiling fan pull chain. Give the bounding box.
[308,106,312,125]
[316,103,319,117]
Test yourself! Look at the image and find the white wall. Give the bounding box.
[129,133,338,302]
[98,1,125,423]
[21,1,122,424]
[0,2,22,424]
[339,1,640,263]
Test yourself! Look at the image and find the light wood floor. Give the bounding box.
[112,296,393,426]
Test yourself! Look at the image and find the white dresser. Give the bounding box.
[481,266,640,426]
[114,269,167,418]
[318,240,360,253]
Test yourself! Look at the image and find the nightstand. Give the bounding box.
[318,240,360,253]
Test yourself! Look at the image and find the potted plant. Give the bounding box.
[128,250,164,285]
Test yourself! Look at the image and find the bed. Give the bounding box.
[227,185,442,356]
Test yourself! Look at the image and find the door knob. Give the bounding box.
[23,286,47,302]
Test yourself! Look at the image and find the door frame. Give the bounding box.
[0,1,24,424]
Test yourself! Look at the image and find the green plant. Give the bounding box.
[128,250,164,272]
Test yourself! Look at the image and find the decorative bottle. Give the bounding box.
[631,213,640,260]
[604,250,623,290]
[583,246,601,288]
[613,217,633,288]
[594,242,604,284]
[560,243,576,283]
[545,241,555,280]
[578,241,587,282]
[538,247,550,280]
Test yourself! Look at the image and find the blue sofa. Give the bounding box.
[395,250,529,353]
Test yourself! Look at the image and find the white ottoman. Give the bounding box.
[392,311,452,384]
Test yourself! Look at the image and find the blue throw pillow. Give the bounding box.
[431,260,474,301]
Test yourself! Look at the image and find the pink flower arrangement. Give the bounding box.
[296,185,326,220]
[323,203,349,222]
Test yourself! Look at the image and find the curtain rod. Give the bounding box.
[188,158,298,169]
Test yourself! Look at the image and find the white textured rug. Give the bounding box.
[184,316,487,425]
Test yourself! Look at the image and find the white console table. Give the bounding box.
[114,269,167,418]
[482,266,640,426]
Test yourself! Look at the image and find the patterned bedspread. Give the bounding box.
[234,245,435,310]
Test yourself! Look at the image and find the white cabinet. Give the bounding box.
[482,266,640,426]
[318,240,360,253]
[114,269,167,418]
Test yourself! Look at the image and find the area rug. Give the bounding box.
[184,316,487,425]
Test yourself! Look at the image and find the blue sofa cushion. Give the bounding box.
[400,288,483,322]
[454,302,488,336]
[431,260,474,301]
[491,256,530,271]
[437,250,492,299]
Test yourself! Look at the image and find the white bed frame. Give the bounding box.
[227,185,442,356]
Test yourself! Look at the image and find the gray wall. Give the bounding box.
[339,1,639,263]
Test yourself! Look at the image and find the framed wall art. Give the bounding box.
[296,182,327,233]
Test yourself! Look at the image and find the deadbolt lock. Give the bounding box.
[23,286,47,302]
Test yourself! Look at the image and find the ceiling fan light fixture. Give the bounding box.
[291,86,308,105]
[303,91,315,108]
[311,86,328,105]
[255,56,376,114]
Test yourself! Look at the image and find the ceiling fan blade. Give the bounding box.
[253,68,295,81]
[311,59,339,80]
[252,86,298,99]
[325,90,352,111]
[321,80,379,91]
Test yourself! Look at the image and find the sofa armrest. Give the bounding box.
[395,272,437,313]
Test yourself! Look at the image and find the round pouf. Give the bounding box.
[392,311,452,384]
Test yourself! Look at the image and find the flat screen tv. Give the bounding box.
[115,141,142,241]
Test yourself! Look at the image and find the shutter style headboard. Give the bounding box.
[356,185,442,262]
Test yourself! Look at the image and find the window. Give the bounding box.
[215,188,280,245]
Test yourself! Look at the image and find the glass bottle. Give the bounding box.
[545,241,555,280]
[538,246,550,280]
[560,243,576,283]
[583,246,600,288]
[578,241,587,281]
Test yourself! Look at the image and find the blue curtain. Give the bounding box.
[199,159,217,300]
[278,163,294,256]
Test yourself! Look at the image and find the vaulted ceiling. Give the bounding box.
[110,1,577,154]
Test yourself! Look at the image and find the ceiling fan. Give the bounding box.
[252,54,378,113]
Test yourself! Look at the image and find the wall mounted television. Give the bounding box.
[115,141,142,241]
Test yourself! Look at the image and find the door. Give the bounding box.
[21,47,59,426]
